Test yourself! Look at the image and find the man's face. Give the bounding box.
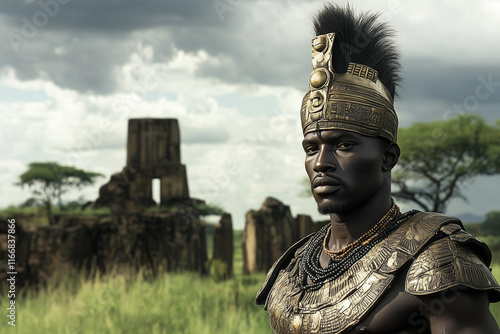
[302,129,387,215]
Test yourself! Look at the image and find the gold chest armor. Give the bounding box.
[256,212,500,334]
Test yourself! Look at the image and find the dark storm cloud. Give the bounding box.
[0,0,315,95]
[2,0,497,102]
[402,59,500,105]
[0,0,254,94]
[5,30,126,94]
[399,58,500,123]
[195,46,310,90]
[0,0,221,31]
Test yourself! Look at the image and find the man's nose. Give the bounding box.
[314,146,336,173]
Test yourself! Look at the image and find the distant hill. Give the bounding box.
[455,212,485,224]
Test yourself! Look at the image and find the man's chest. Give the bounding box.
[266,268,427,334]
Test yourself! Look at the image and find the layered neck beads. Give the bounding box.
[298,201,418,290]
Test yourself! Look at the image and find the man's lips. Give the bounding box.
[312,176,342,195]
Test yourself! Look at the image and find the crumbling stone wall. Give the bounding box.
[212,213,233,280]
[0,211,207,293]
[242,197,326,274]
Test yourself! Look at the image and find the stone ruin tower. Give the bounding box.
[95,118,190,213]
[127,118,189,205]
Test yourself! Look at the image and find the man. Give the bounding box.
[256,4,500,333]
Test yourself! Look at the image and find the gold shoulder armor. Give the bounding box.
[406,228,500,302]
[255,234,313,305]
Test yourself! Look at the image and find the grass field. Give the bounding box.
[2,218,500,333]
[0,271,271,334]
[1,267,499,334]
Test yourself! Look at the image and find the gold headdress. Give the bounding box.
[300,5,401,143]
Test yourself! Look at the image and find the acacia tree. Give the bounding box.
[17,162,104,225]
[392,114,500,213]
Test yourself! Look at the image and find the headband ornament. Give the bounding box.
[300,33,398,142]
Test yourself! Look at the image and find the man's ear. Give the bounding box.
[382,142,400,171]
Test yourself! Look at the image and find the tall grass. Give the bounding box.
[2,220,500,333]
[0,271,272,334]
[2,267,500,334]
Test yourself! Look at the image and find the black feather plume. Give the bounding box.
[313,3,402,99]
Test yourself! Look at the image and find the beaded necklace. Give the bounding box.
[298,205,419,291]
[322,201,400,259]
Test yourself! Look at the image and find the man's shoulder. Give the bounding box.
[403,212,500,302]
[375,211,463,273]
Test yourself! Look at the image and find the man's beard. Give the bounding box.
[316,195,371,215]
[317,200,354,215]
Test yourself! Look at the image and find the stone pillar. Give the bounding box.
[242,211,258,274]
[212,213,233,280]
[242,197,297,274]
[296,214,315,239]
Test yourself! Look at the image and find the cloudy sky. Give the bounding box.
[1,0,499,229]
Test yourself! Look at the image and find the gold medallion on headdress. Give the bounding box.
[300,33,398,142]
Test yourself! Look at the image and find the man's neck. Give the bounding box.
[327,195,393,251]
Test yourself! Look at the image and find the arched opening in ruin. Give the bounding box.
[152,178,160,206]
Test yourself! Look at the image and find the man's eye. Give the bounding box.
[305,146,318,154]
[337,142,353,150]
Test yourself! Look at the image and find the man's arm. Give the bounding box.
[420,289,499,334]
